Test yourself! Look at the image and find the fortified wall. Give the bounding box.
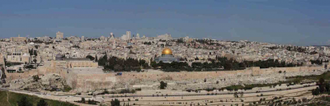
[66,71,116,92]
[50,60,98,68]
[4,61,330,92]
[250,66,326,76]
[67,64,328,92]
[4,69,38,81]
[4,64,69,82]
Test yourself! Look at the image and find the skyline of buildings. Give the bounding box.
[2,30,329,47]
[1,26,330,106]
[3,30,330,47]
[1,1,330,105]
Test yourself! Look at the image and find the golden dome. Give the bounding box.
[162,48,173,55]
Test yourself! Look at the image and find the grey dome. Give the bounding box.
[55,54,63,60]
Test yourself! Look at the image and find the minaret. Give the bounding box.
[81,36,85,41]
[136,33,140,39]
[110,32,114,38]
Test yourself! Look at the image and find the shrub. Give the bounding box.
[160,81,167,89]
[37,99,48,106]
[17,96,32,106]
[111,99,120,106]
[32,75,40,82]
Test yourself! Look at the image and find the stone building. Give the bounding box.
[10,35,27,42]
[51,58,98,68]
[56,31,64,39]
[157,33,172,40]
[6,52,30,63]
[155,48,178,63]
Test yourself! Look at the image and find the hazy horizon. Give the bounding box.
[1,0,330,46]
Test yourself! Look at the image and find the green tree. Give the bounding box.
[81,97,86,103]
[37,99,48,106]
[87,99,97,104]
[32,75,40,82]
[312,87,320,96]
[33,59,37,63]
[160,81,167,89]
[319,78,325,93]
[33,50,38,56]
[233,92,238,98]
[114,64,123,71]
[98,55,108,66]
[150,61,157,68]
[111,99,120,106]
[86,55,95,61]
[325,83,330,92]
[17,96,32,106]
[95,55,98,62]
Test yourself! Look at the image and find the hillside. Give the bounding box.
[0,90,76,106]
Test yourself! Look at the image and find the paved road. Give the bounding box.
[0,83,317,102]
[102,84,317,98]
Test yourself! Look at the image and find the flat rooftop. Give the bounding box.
[56,58,91,61]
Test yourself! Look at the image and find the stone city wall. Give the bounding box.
[51,60,98,69]
[67,65,326,92]
[5,65,69,82]
[5,69,38,81]
[68,73,116,92]
[70,69,251,92]
[116,66,324,81]
[252,66,325,75]
[4,63,328,92]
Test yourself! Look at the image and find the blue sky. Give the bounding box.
[1,0,330,45]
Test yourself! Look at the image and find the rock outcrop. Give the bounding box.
[8,74,68,91]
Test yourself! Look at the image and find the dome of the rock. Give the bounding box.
[162,48,173,55]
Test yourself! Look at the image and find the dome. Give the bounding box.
[162,48,172,55]
[155,54,178,63]
[55,54,63,60]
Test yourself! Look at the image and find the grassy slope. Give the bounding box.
[307,96,330,106]
[0,91,10,106]
[0,90,76,106]
[286,71,330,81]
